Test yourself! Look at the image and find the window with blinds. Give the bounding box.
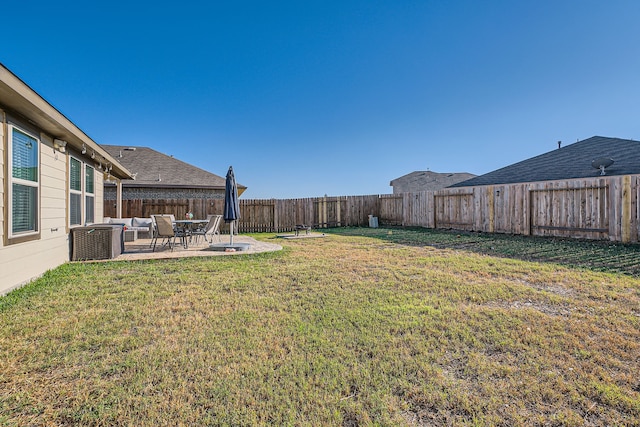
[70,193,82,225]
[85,165,95,224]
[70,157,96,226]
[70,157,82,226]
[12,184,38,233]
[10,127,39,236]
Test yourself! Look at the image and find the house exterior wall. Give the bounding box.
[95,171,105,223]
[103,186,225,200]
[1,120,70,295]
[1,63,130,295]
[390,172,476,194]
[0,116,4,247]
[103,186,225,219]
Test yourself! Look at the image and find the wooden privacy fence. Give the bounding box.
[392,174,639,243]
[105,174,640,243]
[105,195,381,234]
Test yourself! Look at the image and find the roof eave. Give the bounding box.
[0,63,133,179]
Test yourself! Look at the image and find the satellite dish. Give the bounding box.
[591,157,614,175]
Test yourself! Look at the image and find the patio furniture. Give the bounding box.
[103,217,152,240]
[295,224,312,236]
[148,215,158,248]
[123,228,138,242]
[151,215,186,251]
[71,224,124,261]
[149,214,179,248]
[173,219,209,248]
[192,214,223,244]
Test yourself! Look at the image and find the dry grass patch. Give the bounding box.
[1,230,639,426]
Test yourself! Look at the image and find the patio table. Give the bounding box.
[173,219,209,248]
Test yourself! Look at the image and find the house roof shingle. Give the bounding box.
[450,136,640,188]
[390,171,476,193]
[102,145,246,191]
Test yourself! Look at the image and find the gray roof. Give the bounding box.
[450,136,640,188]
[390,171,476,193]
[102,145,246,191]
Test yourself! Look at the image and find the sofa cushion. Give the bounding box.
[133,217,152,228]
[110,218,133,227]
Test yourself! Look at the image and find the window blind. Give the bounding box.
[12,129,38,182]
[85,166,94,194]
[70,158,82,191]
[86,195,95,224]
[12,184,37,233]
[11,127,39,235]
[70,193,82,226]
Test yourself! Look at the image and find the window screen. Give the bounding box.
[85,165,94,194]
[85,195,95,224]
[85,166,95,223]
[70,157,82,191]
[12,129,38,182]
[12,184,38,233]
[70,193,82,226]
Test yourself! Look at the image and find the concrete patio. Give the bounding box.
[113,235,282,261]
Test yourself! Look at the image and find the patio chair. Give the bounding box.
[149,215,168,248]
[149,215,159,248]
[192,214,222,244]
[151,215,187,251]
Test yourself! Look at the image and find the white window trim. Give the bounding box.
[8,125,40,239]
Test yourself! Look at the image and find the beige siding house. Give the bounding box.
[0,63,131,294]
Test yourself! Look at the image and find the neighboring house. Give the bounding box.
[449,136,640,188]
[101,145,246,218]
[390,171,476,194]
[0,63,131,294]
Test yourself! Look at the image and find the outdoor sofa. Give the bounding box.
[103,217,153,241]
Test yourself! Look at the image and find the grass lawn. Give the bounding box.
[1,228,639,426]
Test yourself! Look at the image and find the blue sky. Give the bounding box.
[4,1,640,199]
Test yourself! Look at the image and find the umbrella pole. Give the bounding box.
[230,221,234,245]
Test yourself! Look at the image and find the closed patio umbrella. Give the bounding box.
[223,166,240,245]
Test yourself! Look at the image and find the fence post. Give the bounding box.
[622,175,632,243]
[433,192,437,229]
[322,195,328,228]
[487,186,495,233]
[273,199,279,233]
